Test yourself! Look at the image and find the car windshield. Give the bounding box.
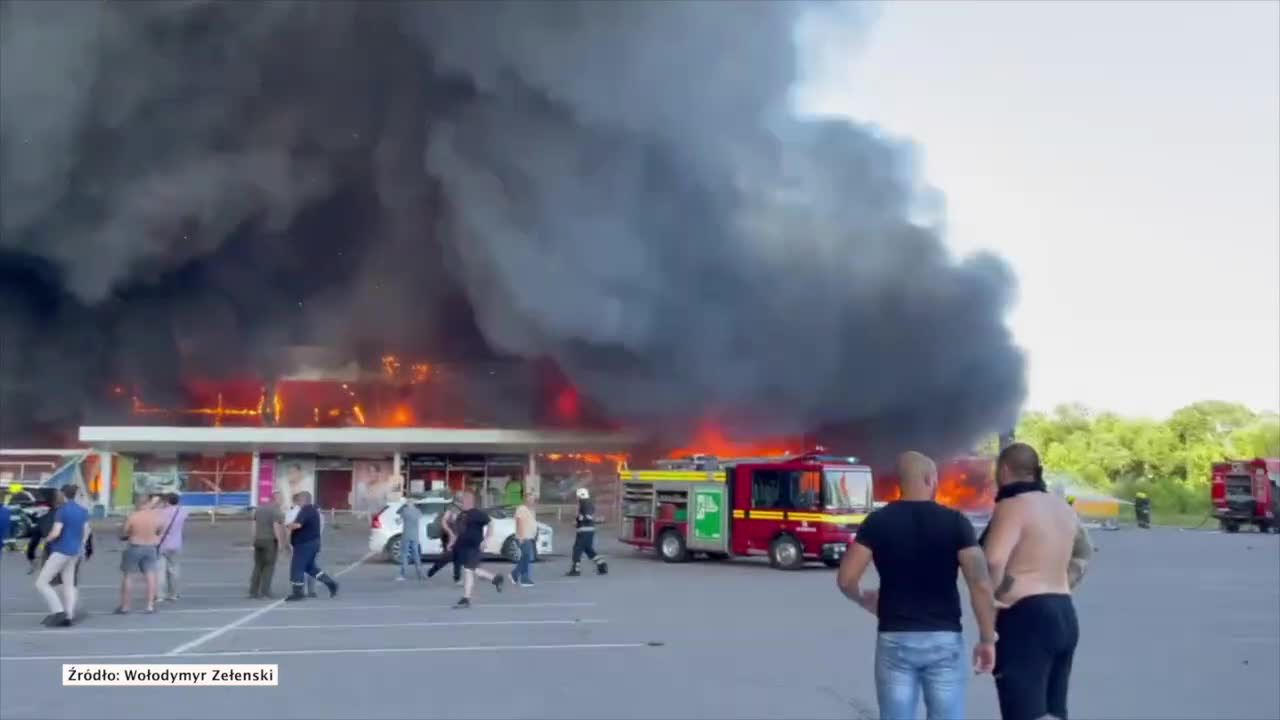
[823,469,871,511]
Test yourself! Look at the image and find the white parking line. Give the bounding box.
[0,601,597,618]
[0,618,606,636]
[165,550,375,656]
[0,642,653,662]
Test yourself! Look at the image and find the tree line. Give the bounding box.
[981,401,1280,514]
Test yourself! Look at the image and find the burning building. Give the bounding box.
[1,3,1026,512]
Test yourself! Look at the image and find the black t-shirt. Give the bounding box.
[455,509,490,549]
[290,505,321,546]
[854,500,978,633]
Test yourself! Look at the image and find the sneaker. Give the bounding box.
[453,597,471,609]
[492,575,505,593]
[113,607,130,615]
[52,614,72,628]
[394,576,406,582]
[519,581,536,588]
[454,579,463,587]
[40,613,59,627]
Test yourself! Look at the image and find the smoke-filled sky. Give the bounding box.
[0,0,1025,457]
[801,0,1280,419]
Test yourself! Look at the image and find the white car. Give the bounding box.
[368,498,554,563]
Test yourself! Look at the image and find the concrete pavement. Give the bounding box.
[1,519,1276,719]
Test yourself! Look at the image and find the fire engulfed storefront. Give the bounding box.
[77,426,638,516]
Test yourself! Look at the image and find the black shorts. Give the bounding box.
[456,545,482,570]
[994,593,1079,720]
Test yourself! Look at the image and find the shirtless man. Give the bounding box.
[117,496,165,614]
[982,443,1093,720]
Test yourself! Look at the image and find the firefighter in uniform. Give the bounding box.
[566,488,608,577]
[1134,491,1151,529]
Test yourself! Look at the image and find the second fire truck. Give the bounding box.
[618,452,875,570]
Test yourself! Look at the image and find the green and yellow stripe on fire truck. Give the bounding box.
[785,511,867,525]
[728,509,867,524]
[620,470,727,483]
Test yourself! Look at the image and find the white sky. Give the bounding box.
[796,0,1280,419]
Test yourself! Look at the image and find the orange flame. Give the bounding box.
[389,405,414,427]
[410,363,431,384]
[879,458,996,512]
[666,423,798,460]
[381,354,402,378]
[352,404,367,425]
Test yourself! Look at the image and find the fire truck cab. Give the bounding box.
[1211,458,1280,533]
[619,453,874,570]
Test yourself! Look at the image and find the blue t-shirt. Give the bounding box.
[48,502,89,556]
[0,505,10,540]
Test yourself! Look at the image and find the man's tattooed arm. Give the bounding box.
[1068,523,1093,589]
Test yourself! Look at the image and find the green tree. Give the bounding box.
[1004,400,1275,516]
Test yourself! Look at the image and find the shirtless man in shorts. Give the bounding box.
[982,443,1093,720]
[117,496,164,614]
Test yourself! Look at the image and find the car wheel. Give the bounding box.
[501,536,521,563]
[659,529,689,563]
[769,535,805,570]
[384,535,402,562]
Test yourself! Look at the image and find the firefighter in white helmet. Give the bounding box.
[566,487,608,577]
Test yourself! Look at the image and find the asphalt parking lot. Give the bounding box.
[1,518,1277,720]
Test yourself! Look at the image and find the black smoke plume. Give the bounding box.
[0,0,1025,459]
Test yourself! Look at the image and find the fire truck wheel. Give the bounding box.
[1223,521,1240,533]
[768,535,805,571]
[659,530,689,563]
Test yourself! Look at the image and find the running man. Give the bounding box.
[452,492,503,608]
[33,485,89,628]
[838,451,997,720]
[116,496,163,614]
[285,492,338,601]
[426,497,463,585]
[983,442,1092,720]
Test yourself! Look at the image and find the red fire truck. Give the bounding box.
[618,452,874,570]
[1211,458,1280,533]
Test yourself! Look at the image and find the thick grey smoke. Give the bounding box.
[0,0,1025,457]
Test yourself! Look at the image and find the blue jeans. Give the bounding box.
[399,537,423,578]
[512,539,535,584]
[875,631,968,720]
[289,540,321,586]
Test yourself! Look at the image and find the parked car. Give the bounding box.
[368,497,554,563]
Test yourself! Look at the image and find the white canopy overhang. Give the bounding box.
[79,426,642,457]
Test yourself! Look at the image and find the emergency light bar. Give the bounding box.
[655,452,861,470]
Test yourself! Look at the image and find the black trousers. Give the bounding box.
[571,531,598,564]
[427,547,462,581]
[994,593,1080,720]
[26,531,42,563]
